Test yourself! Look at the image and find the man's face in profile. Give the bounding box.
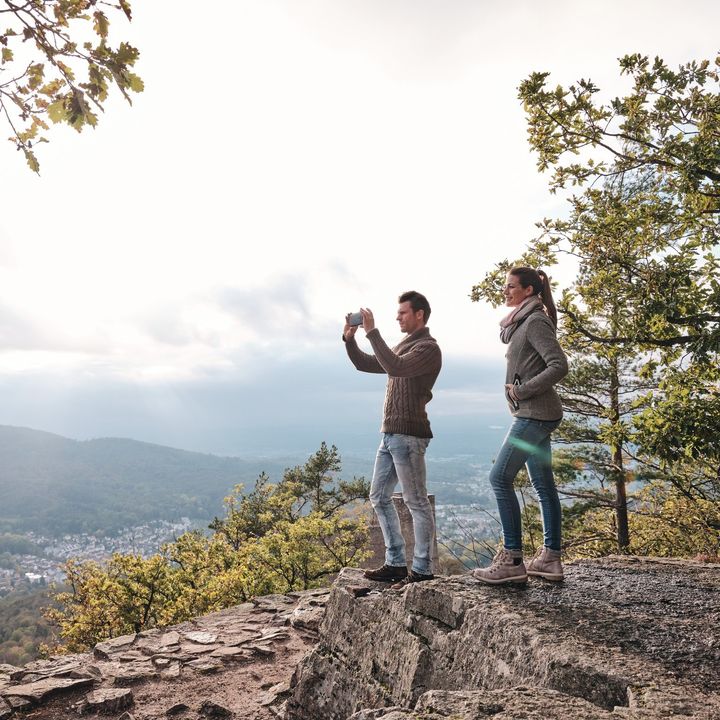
[396,301,424,334]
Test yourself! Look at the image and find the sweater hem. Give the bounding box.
[380,422,433,439]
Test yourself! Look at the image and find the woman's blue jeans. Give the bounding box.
[489,417,562,552]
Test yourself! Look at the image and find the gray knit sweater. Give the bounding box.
[505,312,568,421]
[345,326,442,438]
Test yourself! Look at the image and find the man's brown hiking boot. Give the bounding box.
[364,563,408,582]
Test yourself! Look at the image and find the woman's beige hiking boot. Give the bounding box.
[472,548,527,585]
[526,546,564,581]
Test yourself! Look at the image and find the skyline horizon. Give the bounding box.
[2,2,718,456]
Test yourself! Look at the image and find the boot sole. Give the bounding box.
[364,575,408,582]
[472,572,528,585]
[364,571,408,582]
[527,570,564,581]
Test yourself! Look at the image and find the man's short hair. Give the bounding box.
[398,290,431,323]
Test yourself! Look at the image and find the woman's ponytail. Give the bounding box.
[537,269,558,328]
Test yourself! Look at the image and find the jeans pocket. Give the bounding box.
[404,435,428,456]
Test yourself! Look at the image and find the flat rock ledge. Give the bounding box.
[0,588,329,720]
[286,557,720,720]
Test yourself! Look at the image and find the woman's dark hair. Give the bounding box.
[398,290,431,323]
[509,267,558,327]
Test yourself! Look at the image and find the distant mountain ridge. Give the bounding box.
[0,425,272,536]
[0,424,498,538]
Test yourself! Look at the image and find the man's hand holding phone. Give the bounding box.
[344,308,375,339]
[360,308,375,333]
[344,313,359,341]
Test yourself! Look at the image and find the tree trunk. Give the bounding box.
[610,360,630,550]
[612,443,630,550]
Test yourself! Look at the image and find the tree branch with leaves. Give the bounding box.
[519,54,720,211]
[0,0,141,171]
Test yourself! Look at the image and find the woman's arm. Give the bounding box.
[513,316,568,400]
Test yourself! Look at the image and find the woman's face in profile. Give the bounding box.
[503,273,534,307]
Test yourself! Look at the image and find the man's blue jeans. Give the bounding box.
[370,433,434,575]
[489,417,562,552]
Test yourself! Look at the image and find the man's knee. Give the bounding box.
[402,492,432,516]
[369,487,391,509]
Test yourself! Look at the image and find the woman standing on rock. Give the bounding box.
[473,267,568,585]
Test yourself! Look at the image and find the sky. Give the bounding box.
[0,0,718,456]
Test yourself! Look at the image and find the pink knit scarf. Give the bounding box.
[499,295,543,344]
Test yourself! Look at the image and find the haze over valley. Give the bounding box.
[0,422,503,596]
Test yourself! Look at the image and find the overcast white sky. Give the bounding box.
[0,1,718,454]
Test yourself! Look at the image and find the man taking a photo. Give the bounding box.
[343,291,442,589]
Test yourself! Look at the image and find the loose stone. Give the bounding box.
[85,687,134,713]
[184,632,218,645]
[166,702,191,715]
[199,699,233,717]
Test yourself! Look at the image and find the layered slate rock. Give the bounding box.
[286,557,720,720]
[0,589,329,719]
[1,677,95,703]
[82,687,134,714]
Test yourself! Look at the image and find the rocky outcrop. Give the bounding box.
[286,557,720,719]
[3,558,718,719]
[0,588,329,719]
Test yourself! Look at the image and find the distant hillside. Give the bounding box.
[0,586,54,666]
[0,425,274,536]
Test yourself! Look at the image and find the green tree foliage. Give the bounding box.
[516,53,720,354]
[0,0,142,172]
[472,54,720,557]
[273,442,372,521]
[0,588,54,665]
[45,444,371,652]
[519,54,720,214]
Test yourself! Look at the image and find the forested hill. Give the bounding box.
[0,425,271,536]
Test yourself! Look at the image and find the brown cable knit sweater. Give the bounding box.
[344,326,442,438]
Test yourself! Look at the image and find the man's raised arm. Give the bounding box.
[343,314,385,374]
[365,329,441,377]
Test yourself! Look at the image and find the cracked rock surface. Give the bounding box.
[286,557,720,720]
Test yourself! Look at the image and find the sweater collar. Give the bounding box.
[400,326,430,344]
